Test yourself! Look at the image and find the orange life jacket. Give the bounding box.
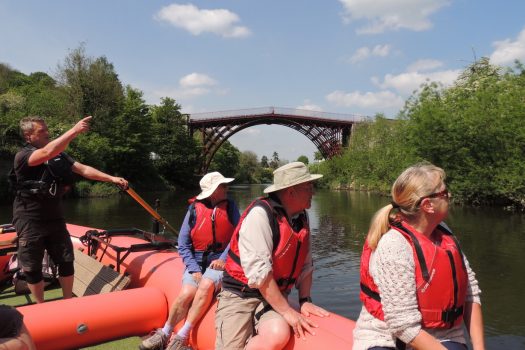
[189,199,235,252]
[224,197,310,296]
[359,221,468,328]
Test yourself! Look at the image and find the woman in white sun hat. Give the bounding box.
[215,162,330,350]
[140,171,240,350]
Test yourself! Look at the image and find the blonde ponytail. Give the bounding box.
[366,162,445,250]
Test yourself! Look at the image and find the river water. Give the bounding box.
[1,185,524,349]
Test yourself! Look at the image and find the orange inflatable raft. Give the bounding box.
[1,224,355,349]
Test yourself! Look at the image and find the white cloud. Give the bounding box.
[350,44,391,63]
[179,73,217,87]
[407,59,443,72]
[376,69,460,95]
[152,72,222,101]
[296,100,323,111]
[327,57,461,116]
[490,27,525,65]
[338,0,449,34]
[326,90,404,109]
[155,3,251,38]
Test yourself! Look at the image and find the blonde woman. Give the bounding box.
[353,163,485,350]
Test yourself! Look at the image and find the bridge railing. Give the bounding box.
[189,106,367,122]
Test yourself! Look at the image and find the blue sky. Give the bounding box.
[1,0,525,162]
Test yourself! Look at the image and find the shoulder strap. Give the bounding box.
[391,222,431,282]
[226,198,236,224]
[188,203,197,229]
[437,222,466,270]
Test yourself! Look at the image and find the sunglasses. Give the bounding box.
[417,188,451,205]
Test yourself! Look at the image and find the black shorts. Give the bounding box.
[0,305,24,338]
[14,218,74,272]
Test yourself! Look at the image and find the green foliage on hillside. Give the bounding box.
[319,58,525,209]
[0,46,201,196]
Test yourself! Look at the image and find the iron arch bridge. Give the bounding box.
[188,107,366,174]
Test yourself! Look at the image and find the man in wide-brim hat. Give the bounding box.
[216,162,330,350]
[140,171,240,350]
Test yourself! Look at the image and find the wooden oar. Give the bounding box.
[123,187,179,237]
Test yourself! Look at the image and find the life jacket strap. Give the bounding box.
[222,272,262,298]
[254,303,273,321]
[227,249,241,265]
[420,305,464,324]
[276,277,296,287]
[206,242,223,253]
[441,306,463,323]
[360,282,381,302]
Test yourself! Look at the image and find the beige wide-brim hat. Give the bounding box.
[264,162,323,194]
[196,171,235,200]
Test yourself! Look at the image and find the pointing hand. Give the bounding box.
[74,116,93,134]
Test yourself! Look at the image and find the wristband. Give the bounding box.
[299,296,312,305]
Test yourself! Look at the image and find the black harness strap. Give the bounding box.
[254,303,273,321]
[360,282,381,302]
[392,222,430,282]
[227,249,241,265]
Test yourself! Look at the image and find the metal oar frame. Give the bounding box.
[79,228,177,273]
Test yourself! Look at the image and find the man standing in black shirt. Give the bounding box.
[12,115,128,303]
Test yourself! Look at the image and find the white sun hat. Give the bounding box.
[263,162,323,194]
[196,171,235,200]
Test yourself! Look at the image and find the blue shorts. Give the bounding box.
[182,268,224,290]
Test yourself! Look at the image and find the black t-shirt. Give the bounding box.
[12,145,75,220]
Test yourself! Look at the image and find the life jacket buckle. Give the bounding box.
[441,305,463,323]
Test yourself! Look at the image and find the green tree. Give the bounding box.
[237,151,259,183]
[260,155,269,168]
[151,97,200,188]
[0,65,69,157]
[106,86,154,184]
[297,155,309,164]
[318,114,416,191]
[402,58,525,206]
[56,44,125,131]
[269,151,280,169]
[209,140,241,178]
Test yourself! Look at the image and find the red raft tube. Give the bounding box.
[0,224,355,349]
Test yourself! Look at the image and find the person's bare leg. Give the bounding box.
[165,284,198,328]
[246,317,291,350]
[185,279,215,325]
[26,281,45,304]
[59,275,74,299]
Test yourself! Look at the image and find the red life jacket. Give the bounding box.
[190,199,235,252]
[224,197,310,294]
[359,221,468,329]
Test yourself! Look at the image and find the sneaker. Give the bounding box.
[166,335,192,350]
[139,328,169,350]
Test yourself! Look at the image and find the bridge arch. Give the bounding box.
[188,107,365,174]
